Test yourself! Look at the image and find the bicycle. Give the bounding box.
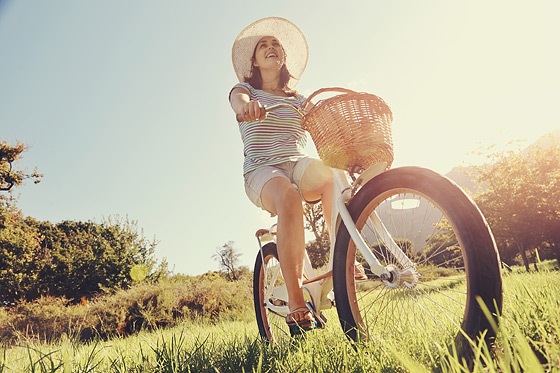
[244,88,503,354]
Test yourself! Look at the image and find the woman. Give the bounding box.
[229,17,333,333]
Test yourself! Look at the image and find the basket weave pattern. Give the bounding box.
[302,88,394,172]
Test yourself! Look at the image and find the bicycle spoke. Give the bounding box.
[338,177,486,346]
[331,166,501,361]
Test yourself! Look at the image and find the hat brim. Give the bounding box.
[232,17,308,87]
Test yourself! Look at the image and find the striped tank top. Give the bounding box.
[233,82,308,175]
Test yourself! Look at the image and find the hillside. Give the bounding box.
[525,127,560,153]
[445,127,560,192]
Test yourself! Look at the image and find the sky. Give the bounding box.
[1,1,559,276]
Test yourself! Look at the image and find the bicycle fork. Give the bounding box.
[330,169,418,287]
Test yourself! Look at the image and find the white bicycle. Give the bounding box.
[248,88,503,354]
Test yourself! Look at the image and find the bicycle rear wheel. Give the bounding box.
[253,242,291,343]
[333,167,503,354]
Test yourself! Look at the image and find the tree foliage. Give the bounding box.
[422,219,462,268]
[0,140,164,302]
[0,199,161,303]
[0,141,42,191]
[472,142,560,270]
[0,200,43,301]
[304,203,330,268]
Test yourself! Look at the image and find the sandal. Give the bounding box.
[354,262,368,281]
[286,303,324,336]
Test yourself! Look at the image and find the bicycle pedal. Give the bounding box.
[318,312,328,327]
[305,302,326,329]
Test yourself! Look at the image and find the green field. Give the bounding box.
[1,268,559,372]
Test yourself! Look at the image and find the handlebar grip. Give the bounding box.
[236,107,267,122]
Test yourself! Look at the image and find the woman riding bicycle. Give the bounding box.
[229,17,334,333]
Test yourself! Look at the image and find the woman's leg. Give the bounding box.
[297,160,334,226]
[299,165,366,279]
[260,177,310,321]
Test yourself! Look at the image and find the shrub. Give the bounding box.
[3,296,97,343]
[0,273,252,344]
[174,273,252,322]
[0,203,163,304]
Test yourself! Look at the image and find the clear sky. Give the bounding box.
[2,1,559,275]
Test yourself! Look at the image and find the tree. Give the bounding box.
[304,203,330,268]
[473,143,560,270]
[0,200,43,303]
[32,216,159,299]
[213,241,242,281]
[0,141,42,191]
[422,219,462,268]
[306,229,330,269]
[0,140,164,302]
[0,205,161,303]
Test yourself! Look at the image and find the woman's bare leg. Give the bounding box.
[260,177,310,321]
[299,163,334,228]
[300,169,365,278]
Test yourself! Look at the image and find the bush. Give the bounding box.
[0,273,252,344]
[0,200,162,304]
[174,272,252,322]
[2,296,97,343]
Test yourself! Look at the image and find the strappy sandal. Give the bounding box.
[286,303,324,336]
[354,262,368,281]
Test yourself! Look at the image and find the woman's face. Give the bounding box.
[252,36,285,72]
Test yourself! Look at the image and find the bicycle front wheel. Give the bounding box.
[333,167,503,353]
[253,242,291,343]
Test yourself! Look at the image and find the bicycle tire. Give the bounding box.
[253,242,291,342]
[333,166,503,354]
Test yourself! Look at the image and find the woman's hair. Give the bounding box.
[245,46,297,97]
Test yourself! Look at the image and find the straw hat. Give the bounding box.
[232,17,308,87]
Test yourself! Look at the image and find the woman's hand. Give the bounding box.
[239,100,266,122]
[230,87,267,122]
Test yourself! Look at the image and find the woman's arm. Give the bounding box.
[229,87,266,122]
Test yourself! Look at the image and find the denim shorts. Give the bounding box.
[243,157,330,211]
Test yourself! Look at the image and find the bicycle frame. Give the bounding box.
[254,103,417,315]
[256,161,418,315]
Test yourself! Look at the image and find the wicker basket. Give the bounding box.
[301,87,394,172]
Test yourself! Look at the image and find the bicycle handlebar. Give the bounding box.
[236,103,303,122]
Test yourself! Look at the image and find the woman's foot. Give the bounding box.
[286,305,314,323]
[286,305,317,335]
[354,262,368,280]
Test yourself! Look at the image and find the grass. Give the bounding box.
[1,267,559,372]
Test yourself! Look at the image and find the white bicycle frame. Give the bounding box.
[256,105,417,317]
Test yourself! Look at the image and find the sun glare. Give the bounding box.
[391,198,421,210]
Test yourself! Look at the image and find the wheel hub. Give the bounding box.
[383,264,419,289]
